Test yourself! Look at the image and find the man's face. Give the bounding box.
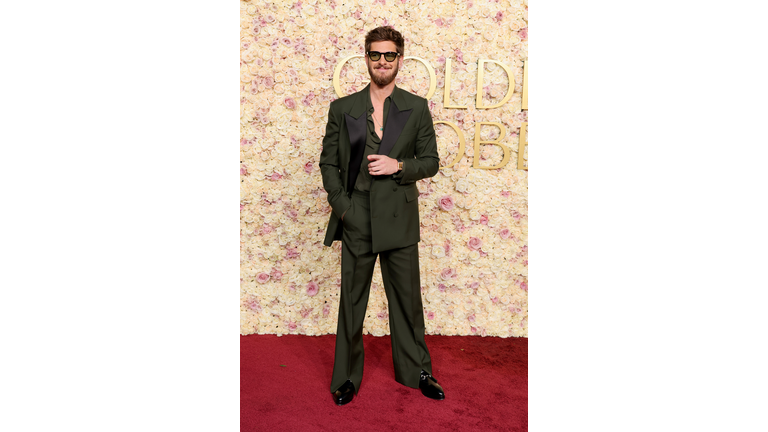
[366,41,403,87]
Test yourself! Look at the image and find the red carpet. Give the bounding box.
[241,334,527,431]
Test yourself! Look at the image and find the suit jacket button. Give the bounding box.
[392,186,398,191]
[394,213,398,217]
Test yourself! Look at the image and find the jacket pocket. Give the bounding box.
[405,186,418,203]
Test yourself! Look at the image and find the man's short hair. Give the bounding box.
[364,26,405,57]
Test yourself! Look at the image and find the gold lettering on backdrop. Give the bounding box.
[473,122,510,169]
[522,61,528,111]
[333,54,364,98]
[475,59,515,109]
[517,122,528,170]
[434,121,466,169]
[443,58,467,109]
[329,55,527,170]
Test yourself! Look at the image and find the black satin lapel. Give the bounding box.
[344,112,367,192]
[378,100,413,157]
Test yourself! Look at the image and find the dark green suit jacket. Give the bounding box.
[320,84,440,253]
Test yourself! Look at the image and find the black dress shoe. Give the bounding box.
[332,380,355,406]
[419,370,445,400]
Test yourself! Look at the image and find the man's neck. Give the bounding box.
[369,82,395,104]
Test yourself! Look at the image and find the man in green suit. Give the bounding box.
[320,26,446,406]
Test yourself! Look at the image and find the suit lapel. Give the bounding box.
[344,85,369,192]
[378,86,413,157]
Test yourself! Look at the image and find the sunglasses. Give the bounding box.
[366,51,400,62]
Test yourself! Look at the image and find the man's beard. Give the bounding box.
[368,61,399,87]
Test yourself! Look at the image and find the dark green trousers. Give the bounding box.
[330,190,433,394]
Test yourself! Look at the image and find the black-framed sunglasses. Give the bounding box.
[366,51,400,62]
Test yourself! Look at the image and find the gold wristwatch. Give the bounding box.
[397,159,403,172]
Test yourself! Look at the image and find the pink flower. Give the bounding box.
[467,314,475,323]
[286,247,300,259]
[469,281,479,290]
[519,28,527,40]
[438,195,455,211]
[288,320,298,331]
[306,281,319,297]
[304,162,313,173]
[377,311,388,320]
[270,268,283,280]
[284,97,296,109]
[500,191,510,198]
[270,173,282,181]
[246,300,261,312]
[520,281,528,291]
[300,306,313,318]
[256,273,270,284]
[479,215,488,225]
[426,311,435,320]
[499,228,511,239]
[440,268,457,280]
[322,303,331,316]
[240,164,248,176]
[437,283,447,292]
[468,237,482,250]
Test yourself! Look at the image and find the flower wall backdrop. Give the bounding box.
[241,0,528,337]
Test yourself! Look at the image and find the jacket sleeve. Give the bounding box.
[393,98,440,185]
[319,102,351,218]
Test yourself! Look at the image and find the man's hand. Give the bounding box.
[367,155,399,176]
